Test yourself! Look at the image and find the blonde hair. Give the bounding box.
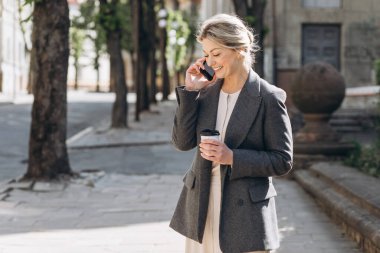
[196,14,260,67]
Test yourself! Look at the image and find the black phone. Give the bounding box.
[199,61,215,81]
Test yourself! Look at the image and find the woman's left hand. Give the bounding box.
[199,139,233,165]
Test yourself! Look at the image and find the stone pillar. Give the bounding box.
[291,62,355,169]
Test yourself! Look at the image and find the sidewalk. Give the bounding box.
[0,100,361,252]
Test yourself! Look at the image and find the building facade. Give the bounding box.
[266,0,380,92]
[0,0,28,100]
[198,0,380,90]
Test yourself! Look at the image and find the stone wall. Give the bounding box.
[265,0,380,88]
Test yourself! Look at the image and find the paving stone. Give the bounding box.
[33,182,67,192]
[7,181,33,190]
[0,174,363,252]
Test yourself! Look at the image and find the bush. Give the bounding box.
[345,94,380,177]
[345,145,380,177]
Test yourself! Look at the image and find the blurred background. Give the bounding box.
[0,0,379,252]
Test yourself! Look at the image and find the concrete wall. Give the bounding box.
[266,0,380,89]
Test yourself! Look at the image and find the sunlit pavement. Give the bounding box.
[0,174,360,253]
[0,223,183,253]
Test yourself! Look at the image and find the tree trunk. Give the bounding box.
[160,29,170,100]
[95,52,100,92]
[27,48,35,94]
[74,60,79,90]
[147,0,157,104]
[159,0,170,101]
[185,0,198,68]
[232,0,266,78]
[99,0,128,128]
[140,53,150,111]
[149,47,157,104]
[107,33,128,128]
[252,0,266,78]
[94,36,101,92]
[132,0,142,121]
[25,0,72,180]
[139,0,156,111]
[172,0,180,10]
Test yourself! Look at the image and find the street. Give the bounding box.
[1,91,118,180]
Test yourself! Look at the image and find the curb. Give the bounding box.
[66,125,172,149]
[66,126,94,146]
[309,162,380,219]
[68,140,172,149]
[294,169,380,252]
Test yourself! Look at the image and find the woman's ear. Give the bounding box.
[235,48,245,60]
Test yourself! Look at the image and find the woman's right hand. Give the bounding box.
[185,58,216,91]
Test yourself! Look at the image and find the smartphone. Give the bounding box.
[199,61,215,81]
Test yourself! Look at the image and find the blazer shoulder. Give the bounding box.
[259,78,287,103]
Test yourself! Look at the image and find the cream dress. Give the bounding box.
[185,90,269,253]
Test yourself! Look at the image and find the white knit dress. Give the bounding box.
[185,89,267,253]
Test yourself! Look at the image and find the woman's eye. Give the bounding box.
[213,54,220,57]
[204,55,209,58]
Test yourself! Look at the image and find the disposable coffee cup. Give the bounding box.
[200,129,220,141]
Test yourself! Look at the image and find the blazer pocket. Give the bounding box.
[182,170,196,190]
[249,182,277,203]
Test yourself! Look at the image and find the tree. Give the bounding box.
[72,0,107,92]
[17,0,33,94]
[131,0,142,121]
[132,0,158,121]
[24,0,72,179]
[99,0,128,128]
[232,0,267,77]
[184,0,200,68]
[69,26,86,90]
[158,0,171,101]
[165,10,190,84]
[146,0,158,104]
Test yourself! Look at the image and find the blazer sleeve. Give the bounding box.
[172,86,200,151]
[230,90,293,179]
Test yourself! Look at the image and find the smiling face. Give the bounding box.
[201,38,243,80]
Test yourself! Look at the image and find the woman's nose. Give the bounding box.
[206,58,214,67]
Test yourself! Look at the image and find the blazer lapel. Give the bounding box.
[224,70,262,149]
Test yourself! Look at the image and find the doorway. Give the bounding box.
[302,24,341,70]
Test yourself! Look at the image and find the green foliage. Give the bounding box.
[97,0,132,51]
[24,0,38,4]
[345,145,380,177]
[71,0,106,72]
[244,15,257,28]
[345,97,380,177]
[165,10,190,75]
[70,27,86,63]
[375,59,380,85]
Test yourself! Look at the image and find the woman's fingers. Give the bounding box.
[199,140,233,165]
[185,57,213,90]
[187,63,200,75]
[199,141,220,158]
[194,57,206,70]
[199,147,217,157]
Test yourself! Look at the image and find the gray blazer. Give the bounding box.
[169,70,293,252]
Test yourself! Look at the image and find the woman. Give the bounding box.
[169,14,293,253]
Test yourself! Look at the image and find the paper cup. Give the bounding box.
[200,129,220,141]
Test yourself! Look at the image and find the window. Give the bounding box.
[302,0,341,8]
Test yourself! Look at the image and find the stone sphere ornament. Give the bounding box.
[292,62,345,114]
[291,62,354,156]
